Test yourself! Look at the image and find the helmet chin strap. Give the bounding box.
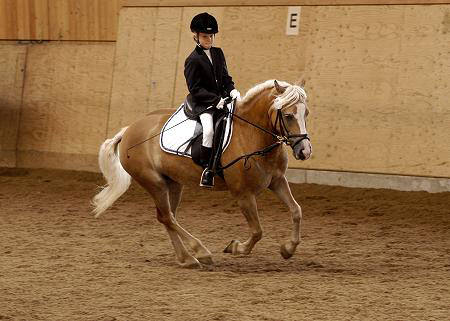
[196,43,206,50]
[194,33,204,49]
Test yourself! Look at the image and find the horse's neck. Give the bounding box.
[237,89,272,125]
[235,90,275,144]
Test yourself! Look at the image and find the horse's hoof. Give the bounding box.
[179,257,202,269]
[223,240,238,253]
[280,244,294,260]
[197,255,214,265]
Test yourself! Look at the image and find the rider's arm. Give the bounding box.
[218,48,235,96]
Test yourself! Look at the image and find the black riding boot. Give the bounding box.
[200,146,214,188]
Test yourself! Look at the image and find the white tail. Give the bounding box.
[92,127,131,218]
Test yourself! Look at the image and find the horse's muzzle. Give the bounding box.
[291,137,311,161]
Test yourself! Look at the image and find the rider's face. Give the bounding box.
[196,32,214,49]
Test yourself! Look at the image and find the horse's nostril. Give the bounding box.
[293,148,305,160]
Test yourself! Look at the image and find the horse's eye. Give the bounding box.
[284,114,295,120]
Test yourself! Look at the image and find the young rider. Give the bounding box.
[184,12,241,188]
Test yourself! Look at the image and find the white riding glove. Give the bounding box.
[216,97,226,109]
[230,89,241,101]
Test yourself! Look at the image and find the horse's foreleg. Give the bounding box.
[224,194,262,255]
[269,176,302,259]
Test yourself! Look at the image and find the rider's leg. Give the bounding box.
[199,112,215,187]
[199,112,213,165]
[200,113,214,147]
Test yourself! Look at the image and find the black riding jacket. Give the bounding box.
[184,45,235,114]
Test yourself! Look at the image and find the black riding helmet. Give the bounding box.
[190,12,218,34]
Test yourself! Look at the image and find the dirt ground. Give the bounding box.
[0,167,449,321]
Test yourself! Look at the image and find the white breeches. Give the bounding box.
[199,112,214,148]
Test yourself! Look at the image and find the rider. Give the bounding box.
[184,12,241,188]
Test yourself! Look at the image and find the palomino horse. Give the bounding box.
[92,79,312,268]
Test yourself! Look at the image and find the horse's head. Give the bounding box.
[269,80,312,161]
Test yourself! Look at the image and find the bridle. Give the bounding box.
[219,99,310,170]
[273,107,310,149]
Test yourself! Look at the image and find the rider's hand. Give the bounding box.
[230,89,241,101]
[216,97,226,109]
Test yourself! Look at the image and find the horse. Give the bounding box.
[92,79,312,268]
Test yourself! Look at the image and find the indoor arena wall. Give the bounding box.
[0,2,448,179]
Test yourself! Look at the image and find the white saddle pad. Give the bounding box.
[160,102,235,158]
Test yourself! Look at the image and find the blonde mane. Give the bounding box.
[274,83,307,110]
[241,80,306,109]
[241,80,285,104]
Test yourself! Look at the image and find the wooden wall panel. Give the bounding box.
[48,0,119,41]
[16,0,49,39]
[17,42,115,171]
[148,8,183,111]
[0,45,26,167]
[297,5,449,177]
[0,1,17,39]
[108,7,185,136]
[0,0,49,40]
[0,0,119,40]
[107,7,157,136]
[222,7,307,89]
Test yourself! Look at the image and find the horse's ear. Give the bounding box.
[300,79,306,87]
[274,80,287,94]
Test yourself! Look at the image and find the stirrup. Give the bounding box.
[200,168,214,188]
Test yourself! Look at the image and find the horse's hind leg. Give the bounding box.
[137,173,202,268]
[142,173,213,266]
[269,176,302,259]
[156,208,200,268]
[156,200,213,266]
[167,179,182,216]
[166,179,213,265]
[224,194,263,255]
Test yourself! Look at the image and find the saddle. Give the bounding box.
[159,98,235,174]
[183,94,197,120]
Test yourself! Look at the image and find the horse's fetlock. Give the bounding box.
[156,215,168,224]
[156,211,175,225]
[292,208,302,222]
[253,230,263,241]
